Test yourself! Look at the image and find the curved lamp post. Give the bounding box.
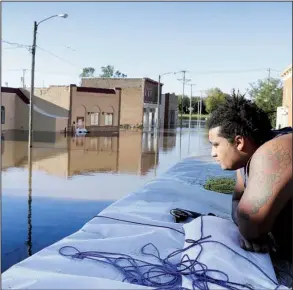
[157,71,182,129]
[28,14,68,148]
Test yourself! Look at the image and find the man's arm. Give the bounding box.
[232,170,245,226]
[237,134,293,240]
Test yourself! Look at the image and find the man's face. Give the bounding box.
[208,126,243,170]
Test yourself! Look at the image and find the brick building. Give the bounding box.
[1,85,121,135]
[81,77,163,128]
[34,85,121,133]
[1,87,68,134]
[2,77,177,134]
[160,93,178,129]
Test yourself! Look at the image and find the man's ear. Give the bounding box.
[234,135,245,151]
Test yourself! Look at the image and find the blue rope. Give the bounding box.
[59,215,282,290]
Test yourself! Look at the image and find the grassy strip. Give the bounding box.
[178,114,209,120]
[204,177,235,194]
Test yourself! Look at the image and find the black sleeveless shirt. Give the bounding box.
[240,127,293,263]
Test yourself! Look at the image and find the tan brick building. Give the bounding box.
[69,85,121,132]
[34,85,122,132]
[1,87,68,133]
[1,84,122,134]
[81,77,163,128]
[2,77,176,134]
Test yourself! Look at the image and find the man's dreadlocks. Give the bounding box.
[207,90,273,146]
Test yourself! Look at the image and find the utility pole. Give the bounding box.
[28,21,37,148]
[197,90,204,129]
[22,69,27,88]
[267,68,271,85]
[199,90,203,126]
[267,68,271,104]
[178,70,190,128]
[188,83,196,130]
[197,97,199,129]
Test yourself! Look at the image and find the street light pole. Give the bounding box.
[188,84,196,130]
[28,21,37,148]
[28,14,68,148]
[199,91,202,121]
[156,71,182,130]
[181,71,186,128]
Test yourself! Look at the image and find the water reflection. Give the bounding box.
[2,124,213,273]
[26,147,33,257]
[2,130,177,178]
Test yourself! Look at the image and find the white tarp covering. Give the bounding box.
[182,216,281,289]
[2,157,287,289]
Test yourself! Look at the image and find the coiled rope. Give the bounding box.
[59,215,283,290]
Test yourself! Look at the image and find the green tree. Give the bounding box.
[204,88,229,114]
[100,65,127,78]
[248,78,283,127]
[79,67,95,78]
[178,95,190,114]
[178,95,207,114]
[114,70,127,78]
[191,96,207,115]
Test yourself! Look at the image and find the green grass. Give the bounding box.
[204,177,235,194]
[178,114,209,120]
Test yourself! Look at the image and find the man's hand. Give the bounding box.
[232,170,245,226]
[238,234,269,253]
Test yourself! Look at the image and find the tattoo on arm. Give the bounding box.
[245,140,291,217]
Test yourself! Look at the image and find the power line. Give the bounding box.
[2,39,80,68]
[3,46,21,50]
[1,40,31,49]
[3,68,79,76]
[4,67,281,78]
[36,45,80,68]
[189,68,282,75]
[37,33,77,52]
[3,68,23,72]
[3,39,77,55]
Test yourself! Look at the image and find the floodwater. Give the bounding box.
[2,123,216,272]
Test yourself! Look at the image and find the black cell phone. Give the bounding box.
[170,208,216,223]
[170,208,202,223]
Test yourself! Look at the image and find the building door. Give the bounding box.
[76,117,85,129]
